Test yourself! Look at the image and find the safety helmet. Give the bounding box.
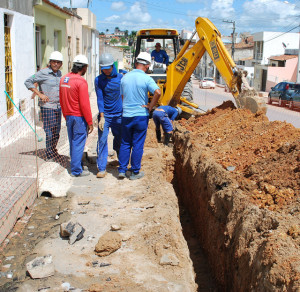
[176,106,182,116]
[99,53,114,69]
[49,51,63,62]
[73,55,88,65]
[136,52,151,65]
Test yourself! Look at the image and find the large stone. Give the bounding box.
[95,231,122,257]
[26,255,55,279]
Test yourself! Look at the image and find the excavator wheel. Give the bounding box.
[181,80,193,102]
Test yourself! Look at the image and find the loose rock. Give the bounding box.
[60,221,85,244]
[95,231,122,257]
[110,224,121,231]
[26,255,54,279]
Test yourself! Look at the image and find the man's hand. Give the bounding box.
[39,93,49,103]
[98,117,105,131]
[88,124,94,134]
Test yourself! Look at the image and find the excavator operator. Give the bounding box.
[151,42,169,65]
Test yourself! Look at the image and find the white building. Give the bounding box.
[253,31,299,65]
[0,2,35,147]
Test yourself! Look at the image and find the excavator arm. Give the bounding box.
[161,17,266,114]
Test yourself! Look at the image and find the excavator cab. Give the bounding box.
[134,29,181,81]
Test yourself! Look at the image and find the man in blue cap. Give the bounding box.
[95,53,123,178]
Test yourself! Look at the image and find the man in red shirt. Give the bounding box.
[60,55,94,177]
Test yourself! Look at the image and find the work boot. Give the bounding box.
[118,172,126,179]
[96,171,106,178]
[163,132,172,146]
[156,128,161,142]
[129,171,145,180]
[71,170,90,177]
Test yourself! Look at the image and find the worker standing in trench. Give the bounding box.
[95,53,123,178]
[59,55,94,177]
[118,52,161,180]
[152,105,182,146]
[25,51,63,161]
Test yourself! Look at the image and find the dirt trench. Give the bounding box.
[172,101,300,291]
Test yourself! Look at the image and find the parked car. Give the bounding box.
[288,90,300,110]
[268,82,300,107]
[199,77,215,89]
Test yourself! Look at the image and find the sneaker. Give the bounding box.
[129,171,144,180]
[118,172,126,179]
[82,165,88,171]
[96,171,106,178]
[71,170,90,177]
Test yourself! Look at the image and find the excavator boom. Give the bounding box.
[162,17,266,114]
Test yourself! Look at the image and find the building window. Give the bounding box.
[254,41,263,60]
[4,14,14,117]
[76,38,80,55]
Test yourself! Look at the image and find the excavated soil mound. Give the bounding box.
[174,101,300,291]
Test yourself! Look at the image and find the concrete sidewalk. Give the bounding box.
[0,92,98,245]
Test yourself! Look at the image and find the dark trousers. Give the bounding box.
[118,116,149,174]
[41,107,61,159]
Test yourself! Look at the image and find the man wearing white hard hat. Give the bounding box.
[118,52,161,180]
[25,51,63,161]
[60,55,93,177]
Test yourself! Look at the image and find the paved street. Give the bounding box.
[192,79,300,129]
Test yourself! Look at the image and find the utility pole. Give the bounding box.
[297,25,300,83]
[70,0,72,9]
[223,20,235,60]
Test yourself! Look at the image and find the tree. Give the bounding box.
[106,29,109,34]
[110,38,118,46]
[124,30,129,38]
[120,37,127,44]
[99,32,105,35]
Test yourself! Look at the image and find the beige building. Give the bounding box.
[65,9,82,72]
[75,8,99,92]
[34,0,72,74]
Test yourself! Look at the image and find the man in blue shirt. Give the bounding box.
[152,105,182,146]
[151,42,169,65]
[118,52,161,180]
[95,53,123,178]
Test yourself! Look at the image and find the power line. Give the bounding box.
[264,25,300,42]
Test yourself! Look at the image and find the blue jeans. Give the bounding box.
[41,107,61,159]
[118,116,149,174]
[97,116,122,171]
[152,110,173,133]
[66,116,88,176]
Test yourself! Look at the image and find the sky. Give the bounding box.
[53,0,300,36]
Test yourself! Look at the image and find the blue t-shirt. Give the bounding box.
[151,50,169,64]
[95,64,123,118]
[157,105,178,120]
[121,69,159,117]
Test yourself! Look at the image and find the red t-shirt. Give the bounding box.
[59,72,92,125]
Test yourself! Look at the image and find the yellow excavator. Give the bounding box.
[132,17,266,114]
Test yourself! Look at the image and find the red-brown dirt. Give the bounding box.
[174,101,300,291]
